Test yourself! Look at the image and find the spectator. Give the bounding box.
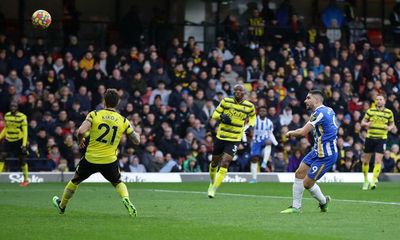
[183,156,201,172]
[322,0,345,28]
[129,155,147,173]
[5,70,23,94]
[160,153,180,172]
[187,119,206,143]
[327,19,342,45]
[221,64,239,87]
[248,8,265,43]
[216,39,233,61]
[382,150,395,173]
[348,16,367,44]
[149,81,170,106]
[287,149,303,172]
[73,86,91,113]
[272,150,287,172]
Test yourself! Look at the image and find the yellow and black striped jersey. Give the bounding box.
[363,107,394,140]
[212,97,256,142]
[0,112,28,146]
[84,109,134,164]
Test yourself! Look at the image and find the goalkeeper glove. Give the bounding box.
[220,114,232,124]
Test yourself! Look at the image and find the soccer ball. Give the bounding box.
[31,10,52,29]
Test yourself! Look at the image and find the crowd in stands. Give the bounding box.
[0,0,400,174]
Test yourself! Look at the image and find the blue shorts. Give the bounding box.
[302,150,337,180]
[250,141,265,157]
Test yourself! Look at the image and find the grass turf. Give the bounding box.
[1,182,399,240]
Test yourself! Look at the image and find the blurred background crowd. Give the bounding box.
[0,0,399,173]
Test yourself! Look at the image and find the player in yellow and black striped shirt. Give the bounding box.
[0,102,29,187]
[208,84,256,198]
[52,89,140,217]
[361,93,395,190]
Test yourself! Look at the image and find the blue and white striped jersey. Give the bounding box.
[309,105,338,158]
[252,116,278,145]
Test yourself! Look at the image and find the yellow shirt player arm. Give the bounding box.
[387,110,395,132]
[212,98,227,121]
[22,115,28,147]
[248,104,256,127]
[125,119,140,145]
[77,111,94,148]
[361,109,371,128]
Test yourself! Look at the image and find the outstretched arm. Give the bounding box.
[286,122,314,138]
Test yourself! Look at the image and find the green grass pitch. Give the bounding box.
[1,182,399,240]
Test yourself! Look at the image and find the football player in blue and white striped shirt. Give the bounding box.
[281,90,338,213]
[249,106,278,183]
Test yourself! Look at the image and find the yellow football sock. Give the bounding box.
[362,163,369,183]
[115,182,129,198]
[213,167,228,189]
[21,163,29,182]
[60,181,78,209]
[209,163,218,184]
[0,162,4,172]
[372,163,381,184]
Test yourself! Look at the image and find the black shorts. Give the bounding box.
[212,138,240,157]
[74,158,121,184]
[1,139,24,156]
[364,138,386,154]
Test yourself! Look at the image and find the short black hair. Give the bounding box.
[309,89,324,100]
[104,88,119,108]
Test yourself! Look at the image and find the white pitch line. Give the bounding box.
[1,187,399,206]
[149,189,400,206]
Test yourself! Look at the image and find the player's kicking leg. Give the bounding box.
[281,162,308,213]
[52,179,80,214]
[52,158,92,214]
